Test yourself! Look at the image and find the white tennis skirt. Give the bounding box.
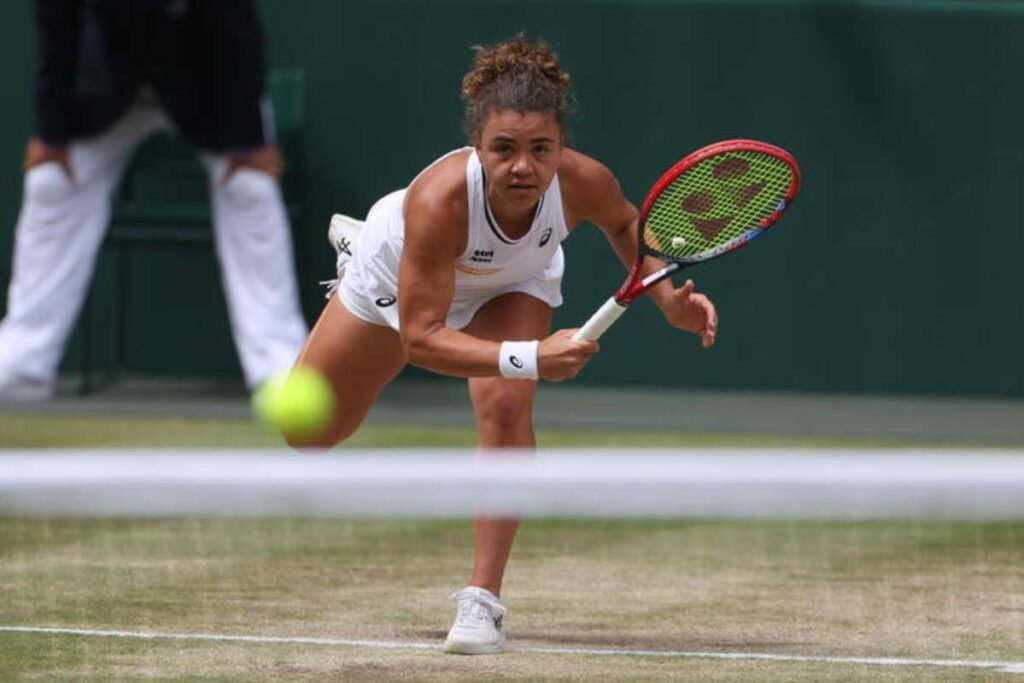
[338,193,564,332]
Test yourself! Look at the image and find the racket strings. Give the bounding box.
[644,151,795,261]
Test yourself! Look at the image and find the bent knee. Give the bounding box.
[285,432,338,449]
[283,414,363,450]
[472,380,535,434]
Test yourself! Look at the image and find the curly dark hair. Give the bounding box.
[461,34,572,140]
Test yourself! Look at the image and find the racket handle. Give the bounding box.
[573,297,628,341]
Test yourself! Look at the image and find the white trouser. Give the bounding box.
[0,102,308,389]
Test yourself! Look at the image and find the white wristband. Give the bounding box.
[498,340,539,380]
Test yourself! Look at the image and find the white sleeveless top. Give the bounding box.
[454,148,569,291]
[342,147,569,330]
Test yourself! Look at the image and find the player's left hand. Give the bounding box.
[660,279,718,348]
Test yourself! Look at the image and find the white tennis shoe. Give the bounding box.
[321,213,364,299]
[443,586,508,655]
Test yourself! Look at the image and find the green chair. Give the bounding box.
[75,68,306,393]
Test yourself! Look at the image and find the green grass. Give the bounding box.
[0,412,959,449]
[1,517,1021,681]
[1,411,1022,681]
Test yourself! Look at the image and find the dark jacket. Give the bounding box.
[34,0,270,152]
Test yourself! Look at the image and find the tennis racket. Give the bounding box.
[573,139,801,341]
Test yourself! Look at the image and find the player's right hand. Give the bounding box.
[538,329,599,381]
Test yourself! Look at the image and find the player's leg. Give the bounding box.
[0,105,167,399]
[444,291,552,654]
[285,295,406,448]
[464,292,552,593]
[203,150,308,390]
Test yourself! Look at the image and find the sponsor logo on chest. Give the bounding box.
[470,249,494,264]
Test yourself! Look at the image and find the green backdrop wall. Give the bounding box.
[1,0,1022,396]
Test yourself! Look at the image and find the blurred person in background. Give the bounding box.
[0,0,308,401]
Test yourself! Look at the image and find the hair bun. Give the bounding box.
[462,34,571,101]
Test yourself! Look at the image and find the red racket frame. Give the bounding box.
[615,139,801,305]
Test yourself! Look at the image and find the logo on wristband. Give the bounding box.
[499,340,538,380]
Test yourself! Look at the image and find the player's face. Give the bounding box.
[476,110,563,209]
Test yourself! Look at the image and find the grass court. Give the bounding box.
[2,409,1023,680]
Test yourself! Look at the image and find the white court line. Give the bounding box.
[2,626,1022,675]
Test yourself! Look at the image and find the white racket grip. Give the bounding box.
[573,298,628,341]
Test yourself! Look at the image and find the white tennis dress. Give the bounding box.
[339,147,569,331]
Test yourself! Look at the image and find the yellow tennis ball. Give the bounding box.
[253,366,335,440]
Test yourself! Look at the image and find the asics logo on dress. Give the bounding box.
[334,236,353,257]
[539,227,553,247]
[375,295,397,307]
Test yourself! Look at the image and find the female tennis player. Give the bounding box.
[292,35,717,654]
